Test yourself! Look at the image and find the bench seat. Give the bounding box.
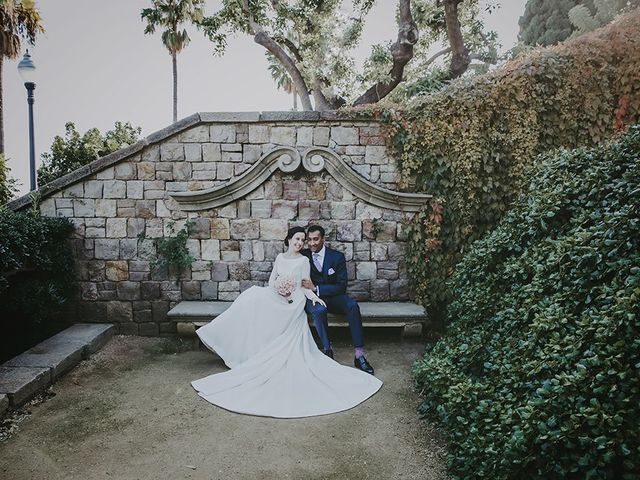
[168,301,426,337]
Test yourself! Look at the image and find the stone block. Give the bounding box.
[107,301,133,322]
[202,143,221,162]
[229,262,251,281]
[218,291,240,301]
[271,200,298,220]
[106,218,127,238]
[370,279,390,301]
[94,239,120,259]
[173,162,192,182]
[249,125,269,143]
[201,239,221,261]
[138,162,156,180]
[243,144,262,163]
[229,219,260,240]
[356,262,377,280]
[217,162,233,180]
[313,127,330,146]
[105,260,128,281]
[219,281,240,292]
[264,180,283,199]
[127,180,144,199]
[211,218,230,239]
[142,145,160,162]
[297,126,313,146]
[390,279,409,300]
[250,200,272,218]
[270,126,296,145]
[252,241,265,261]
[371,243,388,261]
[161,143,185,161]
[365,145,387,165]
[353,242,370,261]
[218,203,237,218]
[117,281,140,300]
[356,203,384,220]
[210,125,236,143]
[387,243,405,260]
[331,202,355,220]
[103,180,127,198]
[237,200,251,218]
[85,181,104,198]
[94,199,116,218]
[141,281,160,300]
[240,241,253,260]
[201,281,218,300]
[152,301,170,322]
[115,162,135,180]
[119,239,138,259]
[336,221,362,242]
[331,127,359,145]
[180,125,210,142]
[119,323,139,335]
[260,219,288,240]
[73,199,95,217]
[0,366,51,407]
[211,263,229,281]
[190,218,211,239]
[97,167,115,179]
[298,200,320,220]
[307,183,326,201]
[222,151,242,163]
[182,280,201,300]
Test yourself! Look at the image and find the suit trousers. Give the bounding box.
[305,294,364,350]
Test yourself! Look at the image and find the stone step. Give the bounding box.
[168,301,427,337]
[0,323,115,411]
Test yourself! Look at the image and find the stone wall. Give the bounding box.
[18,112,430,335]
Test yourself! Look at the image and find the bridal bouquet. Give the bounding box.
[274,275,296,303]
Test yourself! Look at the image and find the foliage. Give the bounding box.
[375,10,640,319]
[569,0,640,36]
[412,125,640,479]
[199,0,499,109]
[0,207,75,324]
[518,0,584,46]
[138,220,195,276]
[37,121,141,186]
[0,153,18,205]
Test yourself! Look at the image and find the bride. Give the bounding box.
[192,226,383,418]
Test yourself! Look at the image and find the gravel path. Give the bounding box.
[0,335,448,480]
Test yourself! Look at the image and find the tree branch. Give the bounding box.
[441,0,470,79]
[240,0,313,110]
[353,0,418,106]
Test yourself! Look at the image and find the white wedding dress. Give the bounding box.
[192,253,383,418]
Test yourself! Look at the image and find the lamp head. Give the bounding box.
[18,49,36,85]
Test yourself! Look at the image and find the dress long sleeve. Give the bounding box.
[268,254,280,289]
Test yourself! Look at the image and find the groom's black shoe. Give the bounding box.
[354,355,374,375]
[323,348,334,359]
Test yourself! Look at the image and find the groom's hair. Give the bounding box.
[307,225,325,238]
[284,226,306,247]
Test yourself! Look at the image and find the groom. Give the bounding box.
[301,225,375,375]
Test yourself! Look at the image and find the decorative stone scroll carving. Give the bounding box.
[170,147,432,212]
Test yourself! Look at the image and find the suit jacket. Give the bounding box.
[302,247,347,298]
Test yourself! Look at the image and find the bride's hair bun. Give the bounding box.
[284,226,306,247]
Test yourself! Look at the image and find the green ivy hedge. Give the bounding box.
[378,10,640,320]
[412,125,640,479]
[0,208,76,324]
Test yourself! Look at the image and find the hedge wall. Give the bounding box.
[412,125,640,479]
[381,9,640,318]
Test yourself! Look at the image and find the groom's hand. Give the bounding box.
[302,278,315,291]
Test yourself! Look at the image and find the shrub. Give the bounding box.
[412,125,640,479]
[0,207,76,324]
[376,9,640,320]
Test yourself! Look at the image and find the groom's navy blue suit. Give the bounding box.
[302,247,364,349]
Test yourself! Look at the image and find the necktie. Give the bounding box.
[313,253,322,271]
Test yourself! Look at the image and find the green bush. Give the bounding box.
[372,10,640,320]
[0,207,76,323]
[412,125,640,479]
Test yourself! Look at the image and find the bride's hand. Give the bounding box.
[312,297,326,308]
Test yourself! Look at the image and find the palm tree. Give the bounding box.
[0,0,44,155]
[141,0,205,124]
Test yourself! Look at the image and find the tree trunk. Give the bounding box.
[442,0,470,80]
[353,0,418,106]
[240,0,313,111]
[172,52,178,123]
[0,56,4,155]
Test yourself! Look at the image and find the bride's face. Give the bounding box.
[288,232,306,253]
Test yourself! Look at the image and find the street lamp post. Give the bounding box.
[18,50,37,191]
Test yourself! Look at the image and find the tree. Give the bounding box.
[267,52,298,111]
[141,0,205,123]
[569,0,640,36]
[0,153,18,205]
[519,0,590,46]
[200,1,498,110]
[37,121,141,185]
[0,0,44,154]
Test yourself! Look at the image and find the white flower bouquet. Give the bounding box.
[274,275,296,303]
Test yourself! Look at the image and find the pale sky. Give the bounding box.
[3,0,527,196]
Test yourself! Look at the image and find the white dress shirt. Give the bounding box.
[312,246,326,296]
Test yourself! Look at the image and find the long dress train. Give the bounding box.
[191,253,383,418]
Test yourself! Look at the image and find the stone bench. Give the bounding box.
[168,301,426,338]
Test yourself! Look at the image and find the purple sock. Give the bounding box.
[354,347,365,359]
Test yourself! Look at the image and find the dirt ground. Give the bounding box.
[0,333,448,480]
